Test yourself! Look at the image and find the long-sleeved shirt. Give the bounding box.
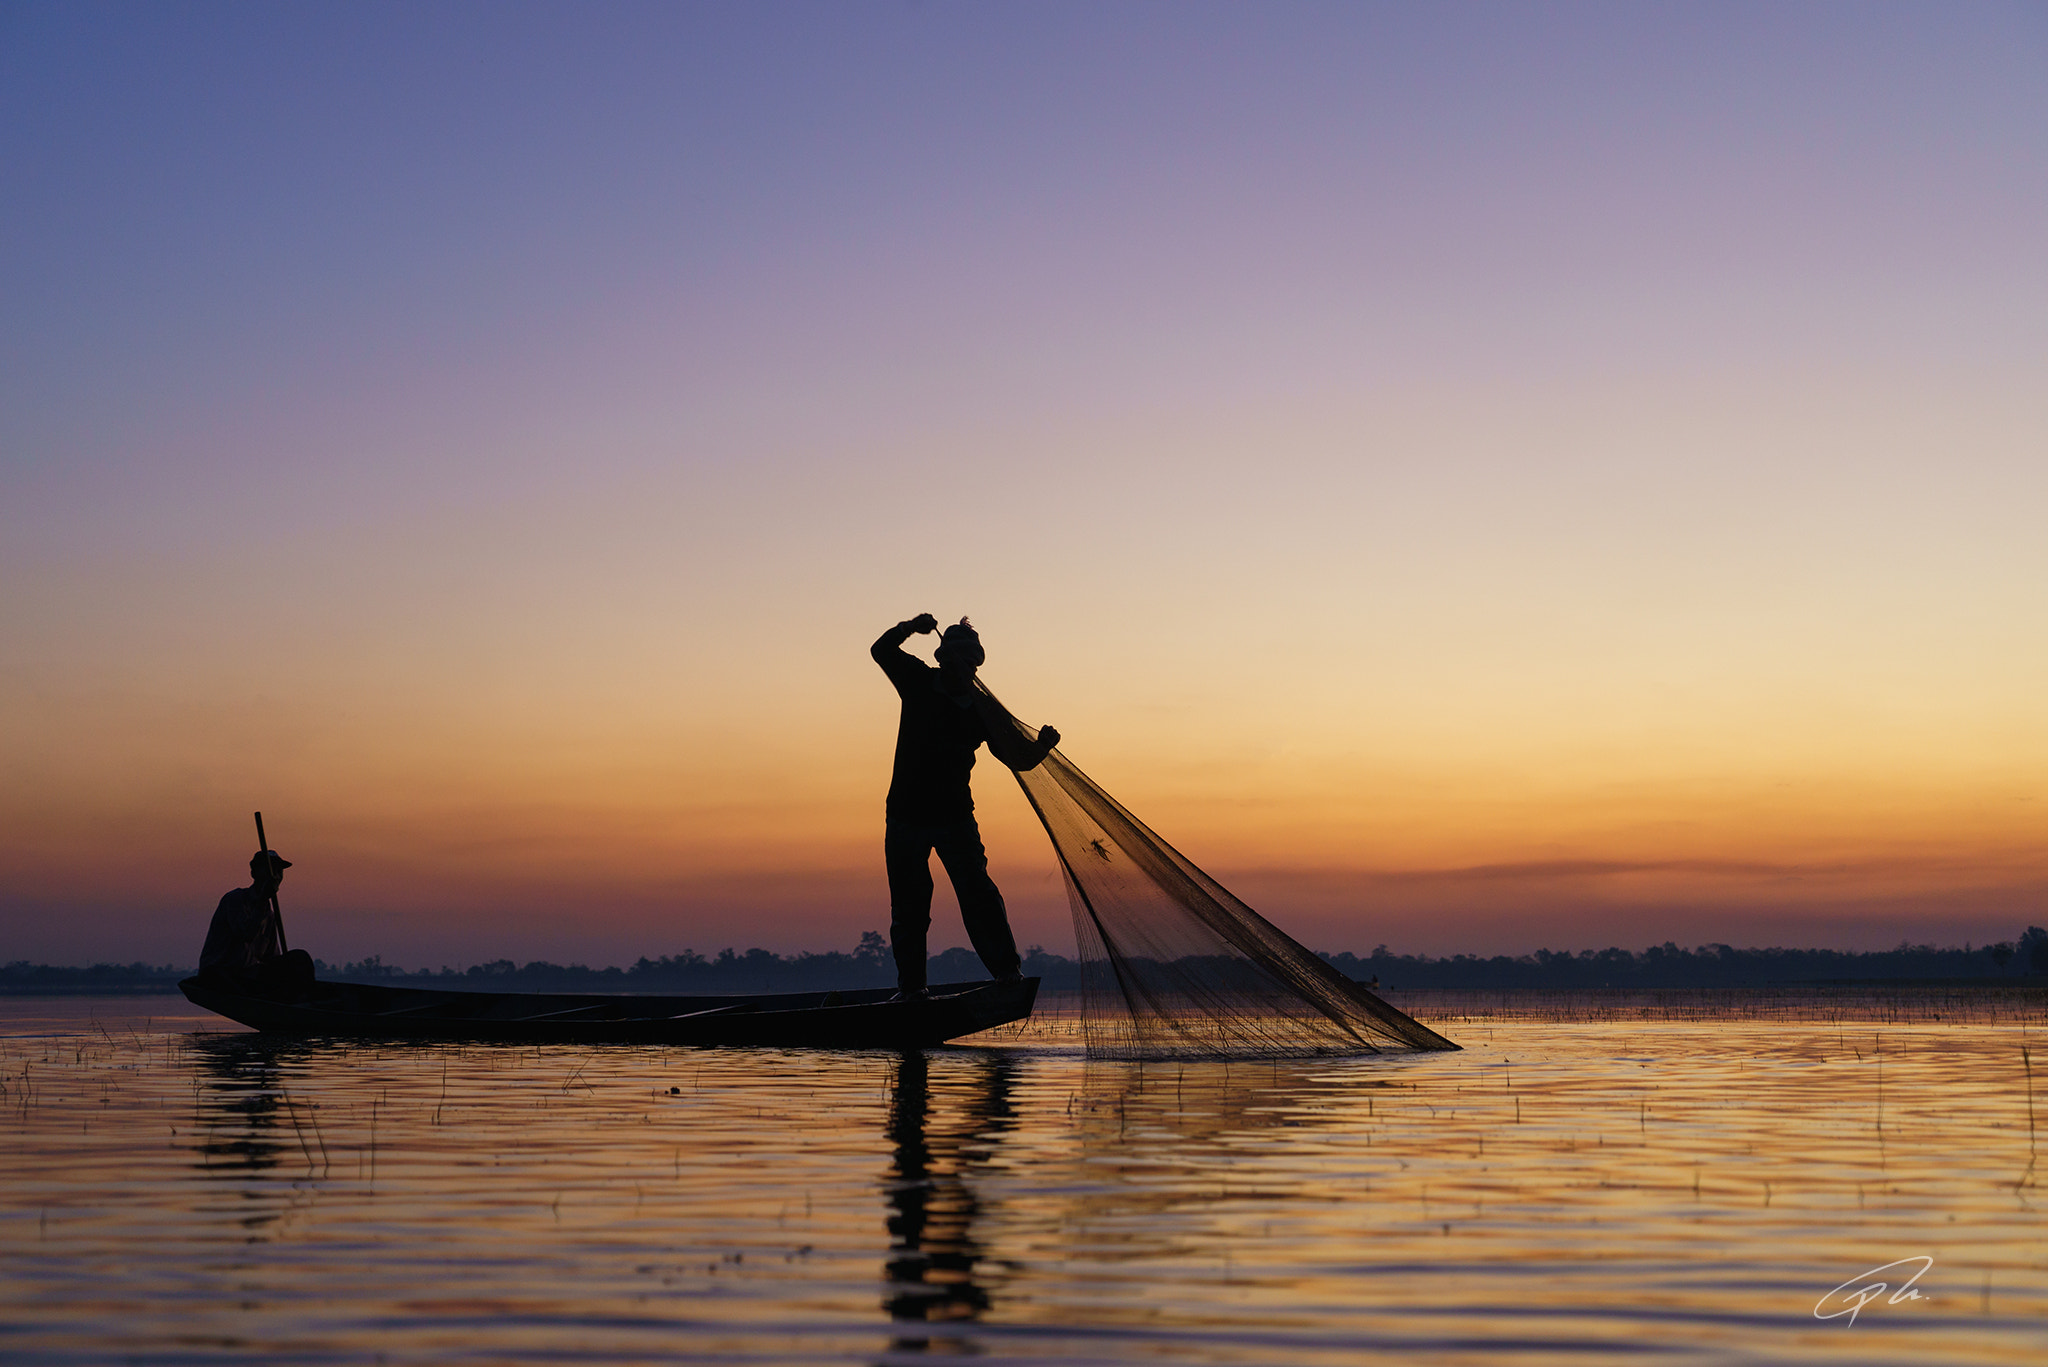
[872,625,1051,824]
[198,885,283,973]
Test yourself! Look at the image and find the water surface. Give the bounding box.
[2,994,2041,1364]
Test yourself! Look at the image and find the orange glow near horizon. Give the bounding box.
[6,611,2043,966]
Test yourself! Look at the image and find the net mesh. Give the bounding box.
[980,684,1459,1058]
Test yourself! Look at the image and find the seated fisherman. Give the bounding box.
[872,614,1060,999]
[198,849,316,996]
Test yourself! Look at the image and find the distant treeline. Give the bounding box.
[1328,929,2048,990]
[0,962,193,995]
[6,926,2046,995]
[313,932,1060,994]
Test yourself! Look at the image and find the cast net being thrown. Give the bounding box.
[979,684,1458,1059]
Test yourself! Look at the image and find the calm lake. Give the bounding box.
[1,993,2041,1365]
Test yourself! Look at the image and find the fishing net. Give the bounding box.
[979,684,1458,1059]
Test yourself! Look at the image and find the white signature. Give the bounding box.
[1814,1256,1933,1325]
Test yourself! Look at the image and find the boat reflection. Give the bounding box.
[879,1048,1016,1353]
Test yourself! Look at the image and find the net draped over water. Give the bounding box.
[979,684,1458,1059]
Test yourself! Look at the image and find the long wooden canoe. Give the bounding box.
[178,975,1039,1047]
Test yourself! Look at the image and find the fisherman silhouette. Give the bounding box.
[872,614,1058,998]
[197,850,316,997]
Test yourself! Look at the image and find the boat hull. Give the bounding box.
[178,975,1039,1048]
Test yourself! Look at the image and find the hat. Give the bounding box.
[935,617,984,665]
[250,850,293,870]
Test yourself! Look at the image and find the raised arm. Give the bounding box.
[873,613,939,683]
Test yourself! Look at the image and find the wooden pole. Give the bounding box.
[254,811,289,954]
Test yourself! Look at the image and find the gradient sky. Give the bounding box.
[4,2,2045,968]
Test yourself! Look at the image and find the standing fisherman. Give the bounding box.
[872,615,1059,999]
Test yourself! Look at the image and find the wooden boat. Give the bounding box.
[178,974,1039,1048]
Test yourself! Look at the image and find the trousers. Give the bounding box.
[885,818,1020,991]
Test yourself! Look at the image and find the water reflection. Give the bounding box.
[1045,1056,1413,1268]
[189,1035,288,1179]
[7,1006,2046,1366]
[880,1049,1016,1353]
[185,1034,347,1240]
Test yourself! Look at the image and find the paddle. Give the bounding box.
[254,811,290,955]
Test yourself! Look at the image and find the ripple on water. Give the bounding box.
[0,995,2042,1364]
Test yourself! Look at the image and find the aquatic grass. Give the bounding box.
[2023,1045,2036,1156]
[279,1087,321,1174]
[8,996,2048,1362]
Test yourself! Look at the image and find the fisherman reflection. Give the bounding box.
[188,1036,287,1184]
[880,1049,1016,1349]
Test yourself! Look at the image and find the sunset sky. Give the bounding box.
[4,3,2044,968]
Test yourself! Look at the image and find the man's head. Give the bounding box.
[933,617,984,681]
[249,850,291,891]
